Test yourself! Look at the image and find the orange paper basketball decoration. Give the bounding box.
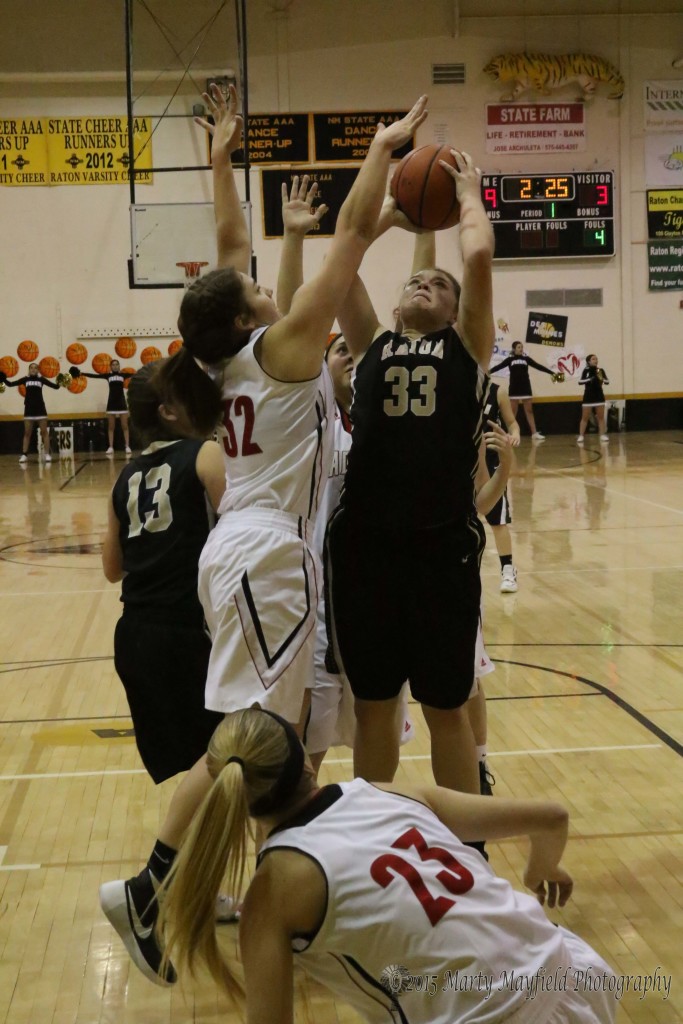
[115,336,137,359]
[66,342,87,364]
[68,375,87,394]
[141,346,162,364]
[122,366,136,388]
[0,355,19,378]
[168,339,182,356]
[391,144,460,230]
[39,356,60,378]
[17,339,39,362]
[92,352,111,374]
[18,384,26,397]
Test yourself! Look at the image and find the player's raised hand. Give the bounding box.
[195,82,243,157]
[439,149,482,201]
[373,96,429,151]
[483,419,514,466]
[281,175,328,236]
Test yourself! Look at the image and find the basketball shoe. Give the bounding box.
[500,564,518,593]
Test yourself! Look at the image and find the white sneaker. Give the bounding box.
[106,446,114,455]
[600,434,609,442]
[576,435,584,444]
[19,454,27,463]
[44,453,52,462]
[500,565,518,593]
[531,431,545,440]
[125,446,132,455]
[215,893,240,922]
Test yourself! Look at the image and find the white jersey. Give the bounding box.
[217,327,334,521]
[260,779,615,1024]
[312,403,352,556]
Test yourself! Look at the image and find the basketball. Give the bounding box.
[92,352,111,374]
[68,375,87,394]
[17,339,39,362]
[116,336,137,359]
[141,346,162,365]
[66,342,87,364]
[39,356,60,378]
[0,355,19,378]
[122,366,136,388]
[168,339,182,356]
[390,144,460,230]
[18,384,26,398]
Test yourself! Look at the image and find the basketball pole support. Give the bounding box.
[123,0,255,282]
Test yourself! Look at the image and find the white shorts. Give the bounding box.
[307,601,414,754]
[199,508,320,723]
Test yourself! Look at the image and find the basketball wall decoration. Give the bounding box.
[39,356,60,378]
[18,384,26,397]
[391,144,460,230]
[68,375,87,394]
[122,367,136,387]
[116,336,137,359]
[66,342,88,364]
[92,352,112,374]
[141,346,162,364]
[0,356,19,378]
[17,340,39,362]
[168,339,182,356]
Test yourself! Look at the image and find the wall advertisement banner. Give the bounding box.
[644,81,683,132]
[486,104,585,154]
[525,311,569,348]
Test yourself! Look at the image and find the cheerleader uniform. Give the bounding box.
[579,365,609,406]
[489,353,554,399]
[5,374,59,419]
[82,370,134,414]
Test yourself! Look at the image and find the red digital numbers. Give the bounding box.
[221,395,262,457]
[370,827,474,926]
[484,187,498,209]
[596,185,609,206]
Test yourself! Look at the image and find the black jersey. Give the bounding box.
[6,375,59,417]
[579,365,609,405]
[112,439,213,623]
[489,353,553,398]
[83,371,133,411]
[341,326,488,531]
[483,381,502,474]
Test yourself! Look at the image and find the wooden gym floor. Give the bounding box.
[0,430,681,1024]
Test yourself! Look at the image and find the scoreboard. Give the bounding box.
[480,172,615,259]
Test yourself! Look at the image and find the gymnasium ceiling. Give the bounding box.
[0,0,681,77]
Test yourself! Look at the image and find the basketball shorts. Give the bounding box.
[114,612,223,784]
[326,510,484,710]
[484,487,512,527]
[306,586,415,753]
[199,508,320,723]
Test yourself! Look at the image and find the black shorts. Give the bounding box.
[483,450,512,527]
[114,613,224,783]
[326,510,484,710]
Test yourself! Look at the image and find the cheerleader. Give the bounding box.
[2,363,60,462]
[577,355,610,443]
[80,359,135,453]
[489,341,555,440]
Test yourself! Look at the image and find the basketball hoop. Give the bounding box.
[176,261,209,289]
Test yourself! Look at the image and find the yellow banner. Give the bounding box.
[647,189,683,211]
[47,116,153,185]
[0,115,153,186]
[0,117,50,185]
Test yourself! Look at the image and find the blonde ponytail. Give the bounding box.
[157,708,308,1001]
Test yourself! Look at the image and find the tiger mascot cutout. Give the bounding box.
[483,53,625,102]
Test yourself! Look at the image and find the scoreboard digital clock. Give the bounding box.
[480,172,615,259]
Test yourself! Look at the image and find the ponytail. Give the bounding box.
[178,267,250,364]
[157,708,309,1001]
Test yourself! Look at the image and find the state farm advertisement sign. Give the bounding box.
[486,104,586,154]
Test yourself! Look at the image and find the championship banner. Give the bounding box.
[47,116,153,185]
[0,117,49,185]
[525,311,569,348]
[647,189,683,238]
[486,104,585,154]
[261,166,359,238]
[230,114,310,165]
[313,111,411,163]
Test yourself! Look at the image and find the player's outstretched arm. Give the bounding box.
[276,175,328,315]
[440,151,495,368]
[196,84,251,274]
